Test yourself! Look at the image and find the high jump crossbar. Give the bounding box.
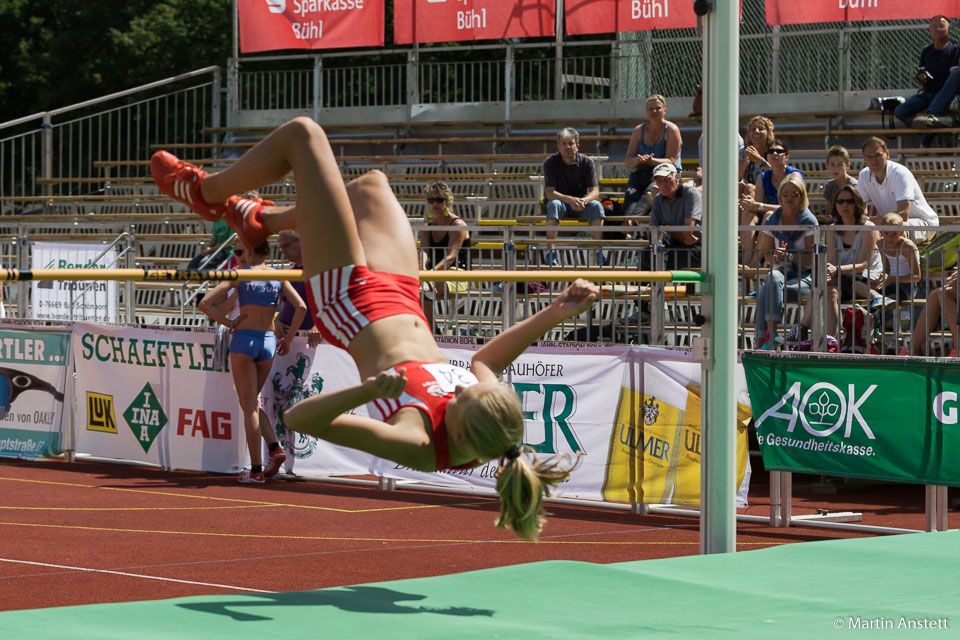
[0,268,708,283]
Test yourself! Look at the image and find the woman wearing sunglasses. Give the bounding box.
[198,239,307,484]
[784,186,888,344]
[151,117,597,539]
[738,139,803,266]
[419,181,471,333]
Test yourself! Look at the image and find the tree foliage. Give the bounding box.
[0,0,232,123]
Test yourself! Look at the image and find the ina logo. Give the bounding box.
[643,396,660,426]
[86,392,117,433]
[123,382,168,453]
[265,0,285,12]
[755,381,876,439]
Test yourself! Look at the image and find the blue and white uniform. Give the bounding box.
[229,268,282,362]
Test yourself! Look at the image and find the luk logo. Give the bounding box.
[86,392,117,433]
[265,0,285,12]
[755,381,877,439]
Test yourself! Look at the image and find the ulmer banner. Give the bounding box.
[238,0,384,52]
[743,353,960,487]
[765,0,958,25]
[394,0,555,44]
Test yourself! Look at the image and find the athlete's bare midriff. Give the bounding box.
[347,314,447,379]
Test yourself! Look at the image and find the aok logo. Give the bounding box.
[934,391,960,425]
[755,381,877,439]
[176,409,232,440]
[86,392,117,433]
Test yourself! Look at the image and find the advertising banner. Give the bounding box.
[394,0,555,44]
[238,0,384,52]
[743,353,960,486]
[765,0,956,26]
[0,327,71,459]
[71,323,245,472]
[565,0,740,36]
[31,242,118,323]
[601,349,752,506]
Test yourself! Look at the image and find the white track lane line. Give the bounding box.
[0,557,274,593]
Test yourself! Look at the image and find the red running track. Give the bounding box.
[0,459,952,612]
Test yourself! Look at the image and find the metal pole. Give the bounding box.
[700,1,740,555]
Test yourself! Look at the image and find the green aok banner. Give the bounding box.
[742,353,960,487]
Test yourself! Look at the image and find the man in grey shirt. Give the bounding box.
[641,162,702,271]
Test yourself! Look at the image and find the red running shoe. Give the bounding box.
[237,470,265,484]
[150,150,223,221]
[224,195,273,248]
[263,447,287,478]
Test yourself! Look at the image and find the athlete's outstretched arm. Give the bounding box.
[283,368,434,469]
[471,278,599,381]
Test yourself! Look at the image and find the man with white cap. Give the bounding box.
[640,162,702,271]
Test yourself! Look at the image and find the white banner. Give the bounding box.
[71,323,245,472]
[0,326,71,460]
[31,242,119,322]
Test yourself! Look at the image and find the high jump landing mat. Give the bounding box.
[2,530,957,639]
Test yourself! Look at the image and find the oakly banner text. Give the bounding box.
[743,353,960,486]
[565,0,741,36]
[394,0,554,44]
[0,326,70,460]
[71,323,245,472]
[238,0,384,52]
[765,0,957,25]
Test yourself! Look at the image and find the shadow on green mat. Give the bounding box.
[177,586,495,622]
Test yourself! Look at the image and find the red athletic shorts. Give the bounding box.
[305,264,427,350]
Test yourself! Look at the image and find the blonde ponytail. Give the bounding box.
[494,447,576,541]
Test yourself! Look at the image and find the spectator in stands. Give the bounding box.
[640,163,701,271]
[785,186,887,343]
[274,229,319,343]
[419,181,471,332]
[740,115,775,186]
[543,127,605,266]
[198,238,307,484]
[821,145,858,224]
[905,267,959,356]
[623,94,682,217]
[748,173,818,350]
[878,213,922,303]
[738,139,802,265]
[858,137,939,243]
[187,216,233,271]
[894,15,960,142]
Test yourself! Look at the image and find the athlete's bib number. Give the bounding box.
[422,363,478,393]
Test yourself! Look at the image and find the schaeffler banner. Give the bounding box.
[71,323,245,472]
[765,0,957,26]
[565,0,699,36]
[743,353,960,487]
[394,0,554,44]
[238,0,384,52]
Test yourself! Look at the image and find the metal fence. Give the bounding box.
[234,0,932,113]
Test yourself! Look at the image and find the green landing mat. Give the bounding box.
[3,531,958,639]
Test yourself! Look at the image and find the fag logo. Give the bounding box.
[86,392,117,433]
[266,0,285,12]
[755,381,876,440]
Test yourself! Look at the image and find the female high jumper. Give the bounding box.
[150,117,599,540]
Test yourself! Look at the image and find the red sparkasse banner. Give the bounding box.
[766,0,959,25]
[565,0,740,35]
[394,0,555,45]
[238,0,384,52]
